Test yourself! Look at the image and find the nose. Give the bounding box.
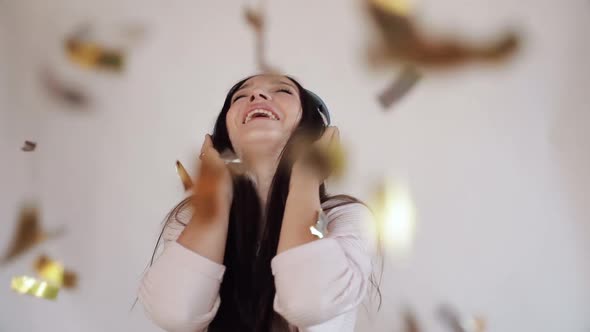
[249,90,270,102]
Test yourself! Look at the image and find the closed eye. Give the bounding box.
[232,94,246,103]
[277,88,293,95]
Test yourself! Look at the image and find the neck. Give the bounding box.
[243,151,282,207]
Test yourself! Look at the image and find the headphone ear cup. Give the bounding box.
[305,89,331,126]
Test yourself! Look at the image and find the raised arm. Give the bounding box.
[273,127,374,327]
[139,135,233,332]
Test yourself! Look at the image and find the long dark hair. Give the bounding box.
[148,76,380,331]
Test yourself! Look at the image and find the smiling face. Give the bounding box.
[225,75,303,159]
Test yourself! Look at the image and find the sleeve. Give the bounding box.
[271,202,375,327]
[138,206,226,332]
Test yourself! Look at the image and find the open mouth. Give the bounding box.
[243,109,280,124]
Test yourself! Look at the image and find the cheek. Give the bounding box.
[285,103,302,129]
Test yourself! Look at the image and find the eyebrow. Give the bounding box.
[233,79,298,96]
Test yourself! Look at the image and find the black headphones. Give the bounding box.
[305,89,331,126]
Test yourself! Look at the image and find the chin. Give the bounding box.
[240,130,288,149]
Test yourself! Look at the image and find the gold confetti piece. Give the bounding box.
[33,255,78,289]
[379,66,421,109]
[1,203,65,265]
[176,160,193,191]
[367,0,520,68]
[370,179,416,257]
[243,2,280,74]
[65,39,125,72]
[21,141,37,152]
[11,276,59,300]
[373,0,413,16]
[41,66,90,108]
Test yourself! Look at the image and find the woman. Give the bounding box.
[139,74,376,332]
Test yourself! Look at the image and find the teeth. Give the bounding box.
[244,109,278,124]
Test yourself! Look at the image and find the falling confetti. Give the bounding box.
[21,141,37,152]
[290,130,347,181]
[438,305,466,332]
[367,0,520,68]
[11,276,60,300]
[370,178,417,257]
[33,255,78,289]
[41,66,90,108]
[175,160,193,191]
[244,1,280,73]
[65,38,125,72]
[1,203,65,265]
[461,316,487,332]
[379,66,421,109]
[403,309,422,332]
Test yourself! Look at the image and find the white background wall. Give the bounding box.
[1,0,589,331]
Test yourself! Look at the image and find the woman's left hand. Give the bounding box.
[291,126,341,185]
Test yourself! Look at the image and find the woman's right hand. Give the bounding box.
[191,134,233,221]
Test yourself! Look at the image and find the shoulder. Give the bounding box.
[162,203,193,243]
[321,196,373,223]
[321,196,374,242]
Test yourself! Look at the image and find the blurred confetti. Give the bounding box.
[65,38,125,72]
[21,140,37,152]
[461,316,487,332]
[290,132,347,181]
[379,66,421,108]
[370,178,417,256]
[244,0,280,73]
[11,276,59,300]
[34,255,78,289]
[1,203,65,265]
[438,304,466,332]
[41,66,91,108]
[64,23,125,72]
[403,309,422,332]
[367,0,520,68]
[176,160,193,191]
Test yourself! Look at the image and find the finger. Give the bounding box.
[199,134,210,160]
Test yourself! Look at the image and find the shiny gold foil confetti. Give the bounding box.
[373,0,413,16]
[11,276,60,300]
[370,179,416,257]
[33,255,77,289]
[34,255,64,286]
[367,0,520,68]
[379,66,421,109]
[65,39,125,72]
[244,1,280,73]
[176,160,193,191]
[1,203,65,264]
[21,141,37,152]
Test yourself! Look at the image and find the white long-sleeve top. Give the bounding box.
[138,199,374,332]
